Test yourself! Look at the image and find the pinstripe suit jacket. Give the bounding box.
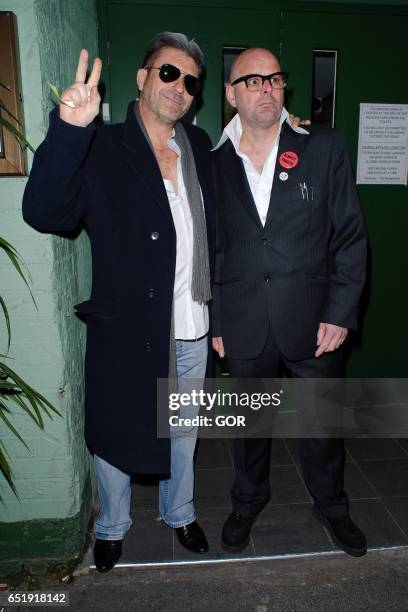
[211,122,367,361]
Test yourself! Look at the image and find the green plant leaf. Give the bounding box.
[0,237,32,282]
[0,80,35,161]
[0,381,16,390]
[0,401,30,450]
[0,364,43,427]
[48,83,61,102]
[0,115,35,153]
[0,97,22,126]
[13,392,51,425]
[48,83,76,109]
[0,361,61,420]
[0,236,37,308]
[0,441,18,498]
[0,365,61,497]
[0,230,59,497]
[0,296,11,351]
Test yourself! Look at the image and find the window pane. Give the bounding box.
[222,46,246,128]
[311,50,337,127]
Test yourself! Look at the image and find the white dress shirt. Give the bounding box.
[214,107,309,226]
[164,133,209,340]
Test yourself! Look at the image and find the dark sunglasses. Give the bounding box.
[144,63,201,96]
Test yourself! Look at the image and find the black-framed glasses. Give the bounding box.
[144,63,201,96]
[231,71,289,91]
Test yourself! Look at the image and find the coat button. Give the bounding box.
[264,274,271,282]
[148,288,155,298]
[262,237,268,243]
[145,341,152,352]
[151,232,159,240]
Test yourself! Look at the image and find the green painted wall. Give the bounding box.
[0,0,98,577]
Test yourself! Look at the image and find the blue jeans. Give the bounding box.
[93,336,208,539]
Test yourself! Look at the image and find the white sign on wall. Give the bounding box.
[357,103,408,185]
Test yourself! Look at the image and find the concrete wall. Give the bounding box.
[0,0,98,576]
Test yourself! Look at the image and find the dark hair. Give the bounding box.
[141,31,204,74]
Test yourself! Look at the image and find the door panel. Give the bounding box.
[280,10,408,376]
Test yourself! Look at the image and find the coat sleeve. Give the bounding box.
[22,108,96,232]
[322,129,367,330]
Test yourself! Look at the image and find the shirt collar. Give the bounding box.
[167,128,181,156]
[213,106,309,152]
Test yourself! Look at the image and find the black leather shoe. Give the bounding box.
[175,521,209,553]
[313,507,367,557]
[93,538,123,572]
[221,512,256,552]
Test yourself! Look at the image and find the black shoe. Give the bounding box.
[313,507,367,557]
[93,538,123,572]
[175,521,209,554]
[221,512,256,552]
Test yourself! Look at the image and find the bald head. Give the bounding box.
[225,47,284,132]
[229,48,281,83]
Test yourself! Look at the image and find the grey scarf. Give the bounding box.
[134,103,211,385]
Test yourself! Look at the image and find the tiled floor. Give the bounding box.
[119,438,408,565]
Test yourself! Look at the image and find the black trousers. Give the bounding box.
[225,327,349,520]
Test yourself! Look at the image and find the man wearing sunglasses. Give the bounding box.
[212,48,367,556]
[23,32,215,571]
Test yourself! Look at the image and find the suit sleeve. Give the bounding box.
[22,108,95,232]
[209,157,225,338]
[322,130,367,330]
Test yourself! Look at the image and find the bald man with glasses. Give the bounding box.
[212,48,367,557]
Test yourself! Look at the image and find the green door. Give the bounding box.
[99,1,408,377]
[280,8,408,376]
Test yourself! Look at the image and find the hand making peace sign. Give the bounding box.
[59,49,102,128]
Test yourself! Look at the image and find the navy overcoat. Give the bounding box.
[23,102,215,474]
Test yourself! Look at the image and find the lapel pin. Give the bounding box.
[279,171,289,181]
[279,151,299,170]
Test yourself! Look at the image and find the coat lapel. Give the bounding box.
[120,102,173,221]
[219,140,263,230]
[264,122,310,230]
[186,128,214,237]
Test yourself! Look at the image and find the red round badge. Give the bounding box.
[279,151,299,170]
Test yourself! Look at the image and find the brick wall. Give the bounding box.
[0,0,98,575]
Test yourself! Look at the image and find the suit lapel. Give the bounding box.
[120,103,172,221]
[219,140,263,230]
[264,122,310,230]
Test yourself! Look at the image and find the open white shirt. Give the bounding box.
[163,133,209,340]
[214,107,309,226]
